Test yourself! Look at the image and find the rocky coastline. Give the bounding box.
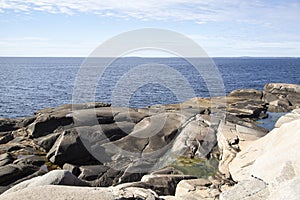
[0,83,300,200]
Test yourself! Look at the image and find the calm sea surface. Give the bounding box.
[0,57,299,118]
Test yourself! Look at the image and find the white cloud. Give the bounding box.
[0,0,298,25]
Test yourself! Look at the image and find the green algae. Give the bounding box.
[169,156,219,178]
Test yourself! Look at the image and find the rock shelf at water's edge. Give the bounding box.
[0,82,300,199]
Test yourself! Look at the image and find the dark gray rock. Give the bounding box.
[0,118,19,132]
[0,186,10,195]
[0,153,13,167]
[13,155,45,167]
[16,116,36,128]
[91,168,122,187]
[63,163,80,176]
[78,165,109,181]
[46,129,96,166]
[35,132,62,151]
[141,174,197,195]
[0,132,13,145]
[27,111,73,138]
[0,164,40,186]
[151,167,184,175]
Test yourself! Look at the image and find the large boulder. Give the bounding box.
[220,112,300,199]
[46,129,96,166]
[27,112,73,138]
[2,170,89,195]
[229,118,300,183]
[170,114,217,159]
[0,185,159,200]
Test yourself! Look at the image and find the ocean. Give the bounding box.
[0,57,300,118]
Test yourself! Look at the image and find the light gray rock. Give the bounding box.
[228,89,263,100]
[220,177,270,200]
[275,108,300,128]
[229,119,300,184]
[268,177,300,200]
[217,120,268,178]
[2,170,89,195]
[170,115,216,159]
[0,185,159,200]
[175,178,216,199]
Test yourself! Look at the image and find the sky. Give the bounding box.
[0,0,299,57]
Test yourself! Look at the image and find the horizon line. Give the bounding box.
[0,56,299,59]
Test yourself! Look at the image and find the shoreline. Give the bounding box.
[0,82,300,199]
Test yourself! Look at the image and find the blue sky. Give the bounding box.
[0,0,299,57]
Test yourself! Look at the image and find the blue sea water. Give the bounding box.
[0,57,299,118]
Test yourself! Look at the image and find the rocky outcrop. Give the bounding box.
[217,117,268,178]
[263,83,300,112]
[220,111,300,199]
[227,89,267,119]
[1,83,300,199]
